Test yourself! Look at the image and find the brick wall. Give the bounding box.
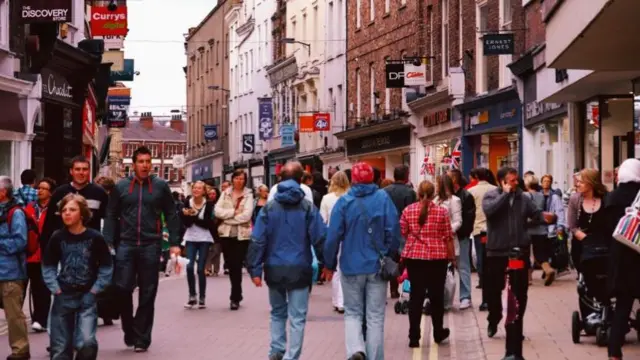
[524,0,546,51]
[271,0,287,63]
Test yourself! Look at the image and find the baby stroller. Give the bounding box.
[571,270,613,346]
[393,269,411,315]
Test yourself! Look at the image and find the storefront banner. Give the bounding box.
[203,125,218,141]
[41,68,74,103]
[299,116,314,133]
[423,109,451,128]
[281,124,295,146]
[258,98,273,140]
[20,0,71,23]
[465,98,521,133]
[107,96,129,128]
[91,6,128,36]
[482,33,515,56]
[107,96,130,105]
[192,159,212,181]
[107,87,131,97]
[346,127,411,156]
[313,113,331,132]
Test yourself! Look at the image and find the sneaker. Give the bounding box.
[198,298,206,309]
[268,353,284,360]
[434,328,450,344]
[31,321,46,332]
[479,303,489,311]
[230,301,240,310]
[184,296,197,309]
[349,352,366,360]
[459,298,472,310]
[134,346,148,353]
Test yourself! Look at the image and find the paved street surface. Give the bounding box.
[0,271,639,359]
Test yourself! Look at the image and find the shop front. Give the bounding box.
[249,158,265,188]
[416,107,462,181]
[457,87,523,177]
[191,157,213,182]
[319,150,351,180]
[266,145,296,187]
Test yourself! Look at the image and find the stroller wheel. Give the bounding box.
[394,301,402,314]
[596,327,609,347]
[571,311,581,344]
[401,301,409,315]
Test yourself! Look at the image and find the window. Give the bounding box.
[429,10,435,82]
[337,0,344,53]
[369,63,375,115]
[369,0,375,21]
[225,33,229,58]
[384,0,390,14]
[153,166,159,175]
[501,0,512,25]
[246,51,250,90]
[124,166,130,176]
[206,50,210,72]
[477,4,489,93]
[230,68,235,95]
[292,20,297,44]
[356,0,361,28]
[442,0,449,78]
[163,166,170,180]
[302,14,308,58]
[174,169,180,182]
[313,6,318,55]
[0,0,8,49]
[384,56,391,114]
[328,2,334,56]
[264,20,269,64]
[239,55,244,93]
[356,68,361,120]
[257,25,262,67]
[216,41,220,64]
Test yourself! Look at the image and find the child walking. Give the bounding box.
[42,194,113,360]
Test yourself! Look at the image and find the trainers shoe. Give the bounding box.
[198,298,206,309]
[184,296,197,309]
[459,298,472,310]
[230,301,240,310]
[434,328,450,344]
[268,353,284,360]
[349,352,366,360]
[31,321,46,332]
[134,346,148,353]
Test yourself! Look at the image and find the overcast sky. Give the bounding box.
[124,0,216,116]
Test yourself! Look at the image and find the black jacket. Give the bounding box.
[455,187,476,239]
[180,199,217,240]
[383,182,417,218]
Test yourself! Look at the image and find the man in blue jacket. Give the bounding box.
[247,161,326,360]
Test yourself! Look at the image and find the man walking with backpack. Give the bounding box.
[247,161,326,360]
[0,176,31,359]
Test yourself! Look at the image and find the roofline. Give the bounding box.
[185,0,228,42]
[121,138,187,142]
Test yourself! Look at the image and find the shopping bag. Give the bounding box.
[612,190,640,254]
[444,264,456,309]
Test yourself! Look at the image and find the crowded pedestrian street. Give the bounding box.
[2,271,638,360]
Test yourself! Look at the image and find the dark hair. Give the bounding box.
[496,167,518,185]
[448,169,468,188]
[37,177,57,192]
[344,169,352,183]
[373,167,381,186]
[132,146,152,163]
[70,155,90,169]
[393,165,409,182]
[524,170,535,176]
[486,169,498,186]
[436,175,455,201]
[417,181,436,226]
[20,169,36,185]
[469,168,479,180]
[172,191,180,201]
[221,180,231,187]
[231,169,248,186]
[94,176,115,193]
[301,171,313,183]
[209,187,221,204]
[281,164,304,183]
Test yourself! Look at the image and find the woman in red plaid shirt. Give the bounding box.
[400,180,455,348]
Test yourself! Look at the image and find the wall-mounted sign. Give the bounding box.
[299,116,314,133]
[41,68,74,103]
[385,57,429,88]
[525,101,563,120]
[280,124,295,146]
[173,155,185,169]
[258,98,273,140]
[346,127,411,156]
[482,33,515,56]
[20,0,71,23]
[107,87,130,97]
[423,109,451,128]
[192,158,212,181]
[242,134,255,154]
[267,58,298,87]
[313,113,331,131]
[110,59,135,82]
[500,108,517,120]
[91,6,128,36]
[107,96,130,128]
[203,125,218,141]
[95,35,124,50]
[468,110,489,127]
[103,50,125,71]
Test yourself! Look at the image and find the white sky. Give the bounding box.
[124,0,217,116]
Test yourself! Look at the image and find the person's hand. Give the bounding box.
[501,181,512,193]
[450,258,457,269]
[322,268,334,282]
[55,289,62,295]
[170,246,182,257]
[182,208,190,215]
[251,277,262,287]
[542,212,557,224]
[574,229,587,241]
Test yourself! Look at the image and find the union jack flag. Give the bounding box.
[420,148,430,175]
[451,139,461,169]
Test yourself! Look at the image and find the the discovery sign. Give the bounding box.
[91,6,128,36]
[21,0,72,23]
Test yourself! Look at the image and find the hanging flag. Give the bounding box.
[420,147,430,175]
[451,138,461,169]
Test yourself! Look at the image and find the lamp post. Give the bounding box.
[281,38,311,57]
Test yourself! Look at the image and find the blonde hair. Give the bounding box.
[523,174,539,190]
[579,168,607,198]
[59,193,92,224]
[380,178,394,188]
[328,171,350,196]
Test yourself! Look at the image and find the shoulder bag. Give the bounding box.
[355,199,400,281]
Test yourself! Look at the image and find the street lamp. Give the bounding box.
[281,38,311,56]
[208,85,230,92]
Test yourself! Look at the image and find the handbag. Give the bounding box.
[612,189,640,254]
[355,199,400,281]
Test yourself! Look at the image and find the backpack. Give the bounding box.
[3,204,40,257]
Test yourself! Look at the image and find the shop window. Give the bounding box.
[595,98,634,190]
[153,166,159,175]
[164,166,170,181]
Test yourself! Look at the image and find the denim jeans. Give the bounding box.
[49,291,98,360]
[185,242,211,299]
[268,286,310,360]
[458,237,472,301]
[114,242,161,348]
[342,273,387,360]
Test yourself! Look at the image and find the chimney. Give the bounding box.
[140,112,154,130]
[170,115,185,133]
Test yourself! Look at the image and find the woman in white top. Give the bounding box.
[319,171,350,313]
[181,181,216,309]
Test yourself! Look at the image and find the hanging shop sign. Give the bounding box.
[110,59,135,82]
[41,68,74,103]
[20,0,71,23]
[258,98,273,140]
[106,96,130,128]
[280,124,295,146]
[385,57,429,88]
[482,33,515,56]
[346,127,412,156]
[313,113,331,131]
[423,109,451,128]
[299,116,314,133]
[242,134,255,154]
[203,125,218,141]
[192,158,212,181]
[95,35,125,50]
[103,50,125,72]
[91,6,128,36]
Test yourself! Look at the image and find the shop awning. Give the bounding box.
[539,70,640,103]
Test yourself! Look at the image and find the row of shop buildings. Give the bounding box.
[185,0,637,193]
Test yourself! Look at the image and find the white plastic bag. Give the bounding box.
[165,254,190,277]
[444,265,457,309]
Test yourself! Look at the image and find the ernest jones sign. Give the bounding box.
[21,0,72,23]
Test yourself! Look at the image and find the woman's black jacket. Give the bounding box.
[180,199,218,241]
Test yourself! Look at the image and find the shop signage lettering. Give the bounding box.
[20,0,71,23]
[346,127,411,156]
[91,6,128,36]
[525,101,562,120]
[482,33,515,56]
[362,136,391,149]
[500,109,517,120]
[385,58,429,88]
[268,58,298,86]
[423,109,451,128]
[42,69,73,102]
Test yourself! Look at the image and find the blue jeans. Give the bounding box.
[268,286,310,360]
[458,237,472,301]
[49,291,98,360]
[186,242,211,298]
[342,273,387,360]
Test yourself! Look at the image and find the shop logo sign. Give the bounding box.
[91,6,128,36]
[242,134,255,154]
[42,69,73,101]
[313,113,331,132]
[500,108,517,120]
[423,109,451,128]
[21,0,72,23]
[483,33,515,56]
[385,58,429,88]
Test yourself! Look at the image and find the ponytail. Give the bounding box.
[418,199,431,226]
[417,180,436,226]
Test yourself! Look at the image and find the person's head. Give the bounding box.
[37,177,56,203]
[328,166,338,180]
[469,168,479,181]
[59,193,92,227]
[373,167,382,186]
[302,171,313,186]
[191,180,206,199]
[393,165,409,183]
[351,162,375,185]
[20,169,36,187]
[572,172,580,187]
[95,176,115,194]
[577,168,607,198]
[0,176,14,203]
[221,180,231,192]
[280,161,304,184]
[524,170,535,177]
[540,174,553,190]
[328,171,350,196]
[172,191,180,202]
[256,184,269,199]
[523,174,539,192]
[417,180,436,226]
[380,178,394,188]
[132,146,153,180]
[207,186,220,203]
[436,174,455,200]
[496,167,519,193]
[616,159,640,185]
[486,169,498,186]
[447,169,466,190]
[231,169,248,190]
[69,156,90,186]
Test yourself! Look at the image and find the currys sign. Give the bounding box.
[91,6,128,36]
[21,0,72,23]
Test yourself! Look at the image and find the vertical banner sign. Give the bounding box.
[203,125,218,141]
[482,33,515,55]
[107,96,130,128]
[313,113,331,132]
[280,124,295,146]
[91,6,128,36]
[258,98,273,140]
[242,134,255,154]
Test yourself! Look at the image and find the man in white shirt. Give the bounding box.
[268,182,314,204]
